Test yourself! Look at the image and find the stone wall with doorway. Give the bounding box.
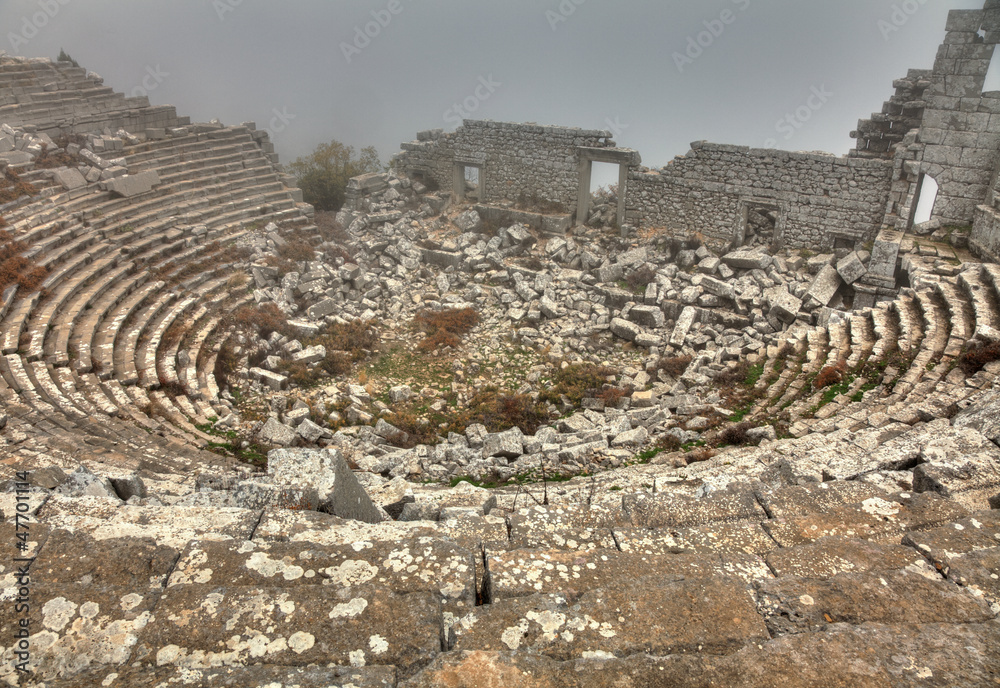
[623,142,893,251]
[394,120,617,211]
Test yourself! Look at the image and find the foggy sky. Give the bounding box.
[1,0,986,187]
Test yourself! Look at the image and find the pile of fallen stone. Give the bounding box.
[207,171,923,486]
[0,121,165,197]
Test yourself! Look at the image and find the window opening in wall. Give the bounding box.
[984,44,1000,93]
[743,203,779,248]
[912,174,939,226]
[586,162,622,228]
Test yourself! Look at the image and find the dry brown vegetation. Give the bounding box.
[539,363,620,406]
[625,265,657,293]
[655,355,692,378]
[0,230,48,293]
[413,307,480,352]
[0,170,38,204]
[958,339,1000,375]
[33,144,76,169]
[813,361,847,390]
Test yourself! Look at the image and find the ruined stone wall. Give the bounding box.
[394,120,615,210]
[894,8,1000,237]
[624,143,894,251]
[850,69,930,160]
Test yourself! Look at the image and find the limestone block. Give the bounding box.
[610,317,640,342]
[258,417,297,446]
[483,427,524,458]
[269,447,383,523]
[628,304,665,328]
[804,265,842,309]
[105,169,159,197]
[52,166,87,190]
[836,252,868,285]
[722,250,771,271]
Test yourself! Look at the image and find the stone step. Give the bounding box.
[959,267,1000,338]
[754,567,994,636]
[92,280,164,379]
[452,574,769,661]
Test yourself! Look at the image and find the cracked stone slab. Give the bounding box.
[33,530,179,591]
[132,584,441,679]
[762,493,968,547]
[507,503,623,552]
[39,665,398,687]
[944,547,1000,608]
[766,536,927,579]
[254,507,506,553]
[168,537,476,619]
[613,520,778,557]
[901,511,1000,569]
[453,574,769,661]
[622,485,766,529]
[486,548,770,602]
[755,569,995,636]
[0,581,158,684]
[404,620,1000,686]
[911,425,1000,510]
[754,481,889,520]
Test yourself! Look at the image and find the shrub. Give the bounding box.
[413,307,480,352]
[0,170,38,204]
[719,421,755,447]
[958,339,1000,375]
[595,386,628,408]
[625,265,657,293]
[0,230,48,293]
[814,361,848,390]
[312,319,379,362]
[230,303,289,339]
[656,355,692,378]
[539,363,619,406]
[277,237,316,263]
[452,389,550,435]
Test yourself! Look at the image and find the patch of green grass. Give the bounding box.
[743,363,764,387]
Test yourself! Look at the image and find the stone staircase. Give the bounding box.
[735,261,1000,440]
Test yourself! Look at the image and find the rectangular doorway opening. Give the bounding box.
[454,163,483,202]
[741,201,781,249]
[585,162,622,228]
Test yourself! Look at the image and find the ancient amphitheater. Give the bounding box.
[1,6,1000,687]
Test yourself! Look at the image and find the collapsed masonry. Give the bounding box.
[394,2,1000,309]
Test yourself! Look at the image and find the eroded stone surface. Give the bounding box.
[168,537,475,617]
[454,574,768,660]
[766,536,926,579]
[133,584,441,678]
[755,569,995,635]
